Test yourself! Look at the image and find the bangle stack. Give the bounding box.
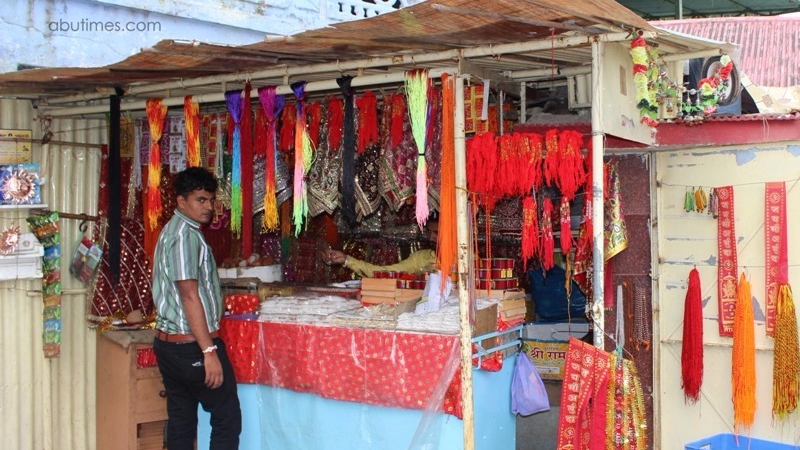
[202,345,218,354]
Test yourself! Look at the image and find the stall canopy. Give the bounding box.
[0,0,732,108]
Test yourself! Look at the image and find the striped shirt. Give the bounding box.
[152,209,222,334]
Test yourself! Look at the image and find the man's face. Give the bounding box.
[177,189,216,224]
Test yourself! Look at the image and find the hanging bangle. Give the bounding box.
[202,345,217,354]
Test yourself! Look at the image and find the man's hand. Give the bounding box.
[326,249,347,265]
[204,352,224,389]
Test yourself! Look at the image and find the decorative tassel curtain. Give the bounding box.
[225,89,244,236]
[144,98,167,261]
[405,69,430,229]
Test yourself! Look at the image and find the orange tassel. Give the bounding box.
[183,96,201,167]
[144,98,167,261]
[436,74,457,287]
[732,272,756,434]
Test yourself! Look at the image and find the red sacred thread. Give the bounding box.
[278,102,296,152]
[540,197,555,270]
[241,82,254,259]
[327,96,344,151]
[543,129,560,187]
[556,130,586,201]
[465,132,498,211]
[521,196,539,270]
[390,93,406,148]
[682,268,704,403]
[356,91,378,153]
[559,197,573,255]
[306,101,323,148]
[497,134,515,197]
[528,133,544,190]
[436,73,457,287]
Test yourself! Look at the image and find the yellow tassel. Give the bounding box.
[772,284,799,420]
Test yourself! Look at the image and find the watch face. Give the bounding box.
[0,226,20,255]
[1,169,38,204]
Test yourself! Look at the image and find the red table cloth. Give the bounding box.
[219,317,465,418]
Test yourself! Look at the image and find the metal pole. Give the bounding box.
[454,73,475,450]
[590,38,605,349]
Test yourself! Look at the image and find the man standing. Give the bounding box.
[152,167,241,450]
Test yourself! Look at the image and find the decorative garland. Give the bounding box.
[405,69,430,229]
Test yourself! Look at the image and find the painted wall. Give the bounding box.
[656,142,800,448]
[1,0,410,74]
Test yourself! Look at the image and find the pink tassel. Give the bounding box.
[416,154,429,228]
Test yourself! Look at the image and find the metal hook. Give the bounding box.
[79,214,90,233]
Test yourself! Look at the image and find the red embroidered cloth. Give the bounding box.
[219,318,464,418]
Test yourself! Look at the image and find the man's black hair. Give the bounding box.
[173,167,218,197]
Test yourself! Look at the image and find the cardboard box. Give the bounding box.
[521,339,569,380]
[473,303,498,351]
[523,321,590,342]
[475,288,526,301]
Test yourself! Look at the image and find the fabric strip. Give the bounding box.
[765,182,786,337]
[716,185,738,337]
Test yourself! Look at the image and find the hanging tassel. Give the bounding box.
[732,272,756,435]
[328,96,344,151]
[695,187,707,213]
[225,89,244,236]
[390,93,406,148]
[257,86,282,232]
[521,196,539,271]
[290,81,314,235]
[144,98,167,262]
[405,69,430,228]
[708,188,719,218]
[556,129,585,201]
[559,197,572,255]
[183,96,201,167]
[773,284,799,420]
[356,91,379,154]
[543,129,560,187]
[540,197,555,270]
[684,187,695,212]
[337,75,357,228]
[437,73,457,287]
[278,102,296,153]
[681,268,704,403]
[241,82,254,258]
[306,101,323,148]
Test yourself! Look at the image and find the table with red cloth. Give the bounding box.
[219,316,466,418]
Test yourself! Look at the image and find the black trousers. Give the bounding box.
[153,337,241,450]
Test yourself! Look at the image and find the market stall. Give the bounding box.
[0,1,738,449]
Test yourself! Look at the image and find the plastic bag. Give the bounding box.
[511,351,550,416]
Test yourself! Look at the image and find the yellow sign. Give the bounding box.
[0,129,32,163]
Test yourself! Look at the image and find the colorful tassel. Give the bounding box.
[684,187,695,213]
[681,268,704,403]
[732,272,756,434]
[405,69,430,228]
[225,89,243,236]
[257,86,282,232]
[183,96,201,167]
[290,81,314,235]
[144,98,167,262]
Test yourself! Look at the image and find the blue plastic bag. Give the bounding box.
[511,351,550,416]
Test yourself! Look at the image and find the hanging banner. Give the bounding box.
[764,182,786,337]
[716,185,737,337]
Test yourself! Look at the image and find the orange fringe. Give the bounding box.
[144,98,167,262]
[732,272,756,434]
[772,284,799,420]
[183,96,201,167]
[436,74,457,287]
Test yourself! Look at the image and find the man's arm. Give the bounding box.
[176,279,223,389]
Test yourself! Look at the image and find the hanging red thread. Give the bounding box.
[306,101,323,148]
[241,82,254,259]
[327,96,344,151]
[389,93,406,148]
[521,196,539,270]
[543,129,560,188]
[559,197,573,255]
[540,197,555,270]
[556,130,586,201]
[278,102,296,152]
[682,268,704,403]
[356,91,378,154]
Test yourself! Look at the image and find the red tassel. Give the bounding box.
[541,197,555,270]
[389,93,406,148]
[543,129,560,187]
[559,197,572,255]
[356,91,378,153]
[682,268,704,403]
[306,101,323,148]
[521,196,539,270]
[278,102,296,152]
[327,96,344,151]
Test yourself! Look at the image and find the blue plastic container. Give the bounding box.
[685,433,798,450]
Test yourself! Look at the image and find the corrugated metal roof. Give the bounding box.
[655,16,800,87]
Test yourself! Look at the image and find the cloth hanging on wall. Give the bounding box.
[307,98,343,217]
[379,92,417,211]
[716,185,737,337]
